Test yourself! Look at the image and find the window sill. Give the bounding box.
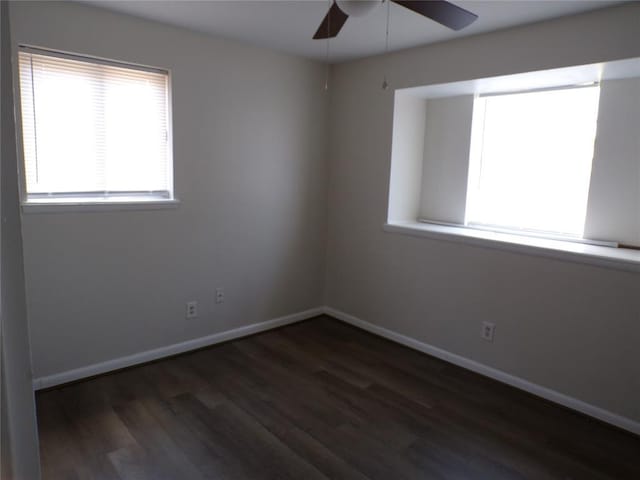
[383,221,640,273]
[21,198,180,214]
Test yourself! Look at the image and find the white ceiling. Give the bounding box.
[84,0,622,62]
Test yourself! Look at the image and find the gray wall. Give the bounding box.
[10,1,328,380]
[1,1,41,477]
[325,3,640,424]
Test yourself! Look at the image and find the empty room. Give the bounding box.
[1,0,639,479]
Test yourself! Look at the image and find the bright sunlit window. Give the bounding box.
[465,85,600,237]
[18,48,172,204]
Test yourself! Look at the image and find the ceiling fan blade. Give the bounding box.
[313,2,349,39]
[393,0,477,31]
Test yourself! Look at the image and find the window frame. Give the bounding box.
[14,45,178,212]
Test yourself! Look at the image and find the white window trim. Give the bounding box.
[14,45,176,211]
[22,198,180,214]
[383,221,640,273]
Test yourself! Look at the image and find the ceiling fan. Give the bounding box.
[313,0,478,39]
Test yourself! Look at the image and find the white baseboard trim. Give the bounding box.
[32,305,640,436]
[323,306,640,437]
[32,307,324,390]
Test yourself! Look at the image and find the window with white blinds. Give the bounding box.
[18,48,172,203]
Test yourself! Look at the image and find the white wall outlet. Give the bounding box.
[186,301,198,319]
[481,321,496,342]
[215,288,224,304]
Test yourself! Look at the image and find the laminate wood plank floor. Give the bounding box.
[36,316,640,479]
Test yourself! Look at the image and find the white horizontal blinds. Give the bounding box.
[18,49,170,197]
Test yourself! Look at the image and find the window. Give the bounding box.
[388,58,640,267]
[18,47,173,205]
[465,85,601,237]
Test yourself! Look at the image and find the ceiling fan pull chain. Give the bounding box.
[382,0,390,90]
[324,0,331,90]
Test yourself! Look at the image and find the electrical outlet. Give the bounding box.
[481,321,496,342]
[215,288,224,304]
[186,301,198,319]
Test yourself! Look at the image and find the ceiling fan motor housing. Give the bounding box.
[336,0,380,17]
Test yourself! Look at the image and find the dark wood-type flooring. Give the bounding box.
[36,316,640,479]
